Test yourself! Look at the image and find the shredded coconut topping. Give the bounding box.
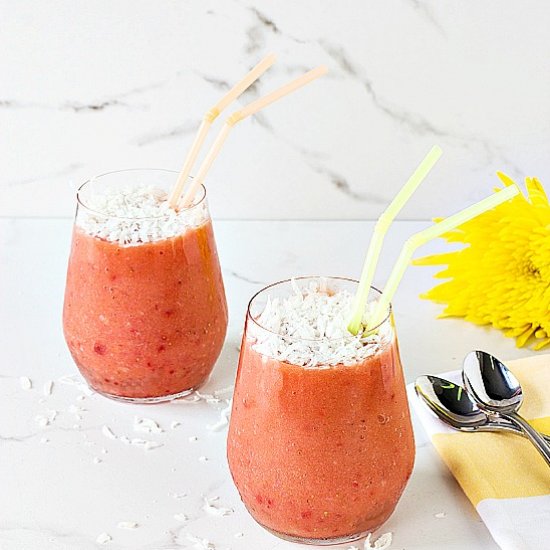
[250,282,389,368]
[77,185,207,246]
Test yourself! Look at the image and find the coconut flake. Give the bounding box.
[434,512,447,519]
[206,402,231,432]
[250,281,389,368]
[20,377,32,390]
[170,420,182,429]
[144,441,163,451]
[117,521,138,529]
[134,417,163,434]
[102,426,117,440]
[174,513,188,522]
[186,534,215,550]
[96,532,112,545]
[364,532,393,549]
[202,497,233,517]
[43,380,53,396]
[77,185,208,246]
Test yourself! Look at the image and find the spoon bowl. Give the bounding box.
[463,350,523,412]
[415,375,491,429]
[462,350,550,467]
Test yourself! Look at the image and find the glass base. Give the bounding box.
[258,521,373,546]
[93,386,199,404]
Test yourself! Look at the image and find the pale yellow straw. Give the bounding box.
[347,145,443,335]
[368,184,520,330]
[179,65,328,208]
[168,53,277,209]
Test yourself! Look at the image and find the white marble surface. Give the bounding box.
[2,1,550,219]
[1,217,534,550]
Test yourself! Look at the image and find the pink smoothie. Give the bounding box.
[63,220,227,399]
[227,334,414,541]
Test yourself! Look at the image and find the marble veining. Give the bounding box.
[1,1,548,218]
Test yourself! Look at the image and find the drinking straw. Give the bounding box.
[368,184,520,330]
[168,53,277,209]
[347,145,443,335]
[178,65,328,208]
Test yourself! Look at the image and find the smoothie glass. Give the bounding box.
[63,169,228,403]
[227,276,414,545]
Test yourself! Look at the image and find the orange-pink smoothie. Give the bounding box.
[227,335,414,541]
[63,220,227,399]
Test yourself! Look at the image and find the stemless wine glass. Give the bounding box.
[227,276,414,545]
[62,169,228,403]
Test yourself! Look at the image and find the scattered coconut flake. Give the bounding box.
[188,436,198,442]
[20,377,32,390]
[35,415,49,427]
[171,492,187,499]
[40,437,49,444]
[134,417,163,434]
[93,457,102,464]
[117,521,138,529]
[434,512,447,519]
[96,532,112,545]
[120,436,131,444]
[77,185,208,246]
[35,410,57,427]
[58,375,94,395]
[206,402,231,432]
[213,385,234,396]
[202,497,233,517]
[144,441,164,451]
[102,426,117,440]
[43,380,53,396]
[101,448,108,454]
[171,420,182,429]
[249,281,390,368]
[76,394,86,401]
[234,532,244,538]
[186,533,215,550]
[130,438,148,446]
[195,391,222,404]
[174,513,188,522]
[198,456,208,462]
[364,532,392,550]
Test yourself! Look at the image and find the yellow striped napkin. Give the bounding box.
[409,354,550,550]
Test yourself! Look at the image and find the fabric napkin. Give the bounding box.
[408,354,550,550]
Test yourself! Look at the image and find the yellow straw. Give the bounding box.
[347,145,443,335]
[179,65,328,208]
[168,53,277,209]
[369,184,520,329]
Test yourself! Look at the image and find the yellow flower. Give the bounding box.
[414,173,550,350]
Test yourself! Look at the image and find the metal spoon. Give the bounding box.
[463,350,550,466]
[415,375,550,441]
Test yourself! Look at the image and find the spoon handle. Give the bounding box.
[506,411,550,467]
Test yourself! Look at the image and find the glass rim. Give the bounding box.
[76,168,207,221]
[246,275,392,342]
